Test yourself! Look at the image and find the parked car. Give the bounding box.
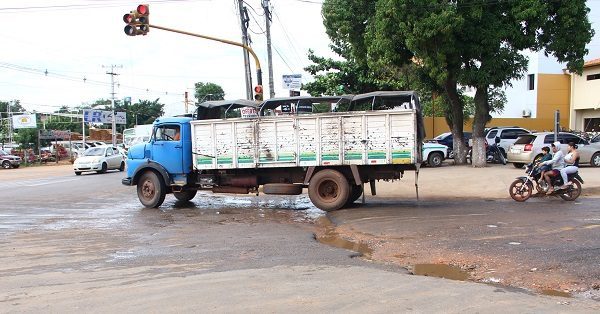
[433,132,472,158]
[422,142,448,167]
[507,132,600,168]
[0,150,22,169]
[73,146,126,175]
[485,127,531,156]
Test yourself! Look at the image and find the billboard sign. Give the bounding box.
[39,130,71,140]
[83,110,126,124]
[12,114,37,129]
[282,74,302,90]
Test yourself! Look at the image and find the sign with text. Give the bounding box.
[282,74,302,89]
[83,110,126,124]
[240,107,258,119]
[39,130,71,140]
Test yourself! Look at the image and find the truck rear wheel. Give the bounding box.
[308,169,350,212]
[137,171,166,208]
[263,183,303,195]
[173,189,197,202]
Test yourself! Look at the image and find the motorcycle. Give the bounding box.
[509,163,584,202]
[466,137,506,165]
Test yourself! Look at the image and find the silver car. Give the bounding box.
[507,132,600,168]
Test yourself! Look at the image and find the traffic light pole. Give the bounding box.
[148,24,262,87]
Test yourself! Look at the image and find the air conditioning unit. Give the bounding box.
[522,109,532,118]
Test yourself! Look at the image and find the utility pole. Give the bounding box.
[103,65,122,146]
[262,0,275,99]
[237,0,253,100]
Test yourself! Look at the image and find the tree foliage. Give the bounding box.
[113,98,165,128]
[194,82,225,102]
[320,0,593,166]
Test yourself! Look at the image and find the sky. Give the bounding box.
[0,0,332,116]
[1,0,599,118]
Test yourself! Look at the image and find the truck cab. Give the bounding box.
[122,117,193,202]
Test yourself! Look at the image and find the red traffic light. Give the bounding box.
[123,13,134,24]
[254,85,263,93]
[137,4,149,15]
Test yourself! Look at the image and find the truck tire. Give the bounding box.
[345,184,363,206]
[173,189,197,202]
[137,171,166,208]
[427,152,444,167]
[308,169,350,212]
[263,183,303,195]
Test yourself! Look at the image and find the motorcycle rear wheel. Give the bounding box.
[509,179,533,202]
[558,180,582,201]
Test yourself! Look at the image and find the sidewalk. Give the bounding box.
[374,163,600,200]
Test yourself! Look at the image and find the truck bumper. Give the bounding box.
[122,177,133,186]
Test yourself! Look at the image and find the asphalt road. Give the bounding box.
[0,167,599,312]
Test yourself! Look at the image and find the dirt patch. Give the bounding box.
[313,216,600,299]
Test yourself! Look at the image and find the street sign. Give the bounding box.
[83,110,126,124]
[297,103,312,113]
[282,74,302,90]
[281,104,292,113]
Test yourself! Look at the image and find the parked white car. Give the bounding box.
[73,146,126,175]
[423,142,448,167]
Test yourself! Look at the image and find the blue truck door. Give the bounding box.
[151,123,184,175]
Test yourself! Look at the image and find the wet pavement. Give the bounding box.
[1,167,599,311]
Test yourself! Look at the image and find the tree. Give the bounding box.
[113,98,165,128]
[194,82,225,102]
[322,0,593,166]
[1,100,27,145]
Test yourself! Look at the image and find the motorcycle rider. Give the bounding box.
[560,142,580,189]
[542,142,565,194]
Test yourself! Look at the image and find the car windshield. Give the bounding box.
[434,133,449,140]
[84,147,105,156]
[514,135,536,145]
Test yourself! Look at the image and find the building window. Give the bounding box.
[527,74,535,90]
[586,73,600,81]
[584,118,600,132]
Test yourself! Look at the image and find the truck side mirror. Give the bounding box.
[495,136,501,144]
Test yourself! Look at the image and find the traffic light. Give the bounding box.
[123,4,150,36]
[254,85,263,101]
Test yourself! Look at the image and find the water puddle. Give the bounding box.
[411,264,470,281]
[541,289,572,298]
[314,217,372,259]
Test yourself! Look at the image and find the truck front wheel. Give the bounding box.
[308,169,350,212]
[137,171,166,208]
[173,189,197,202]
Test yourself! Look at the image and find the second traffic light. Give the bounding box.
[123,4,150,36]
[254,85,263,101]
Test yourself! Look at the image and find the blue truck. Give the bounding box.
[122,92,425,211]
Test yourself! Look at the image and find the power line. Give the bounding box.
[0,0,211,13]
[271,5,305,68]
[0,61,184,96]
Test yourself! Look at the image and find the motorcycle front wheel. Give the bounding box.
[559,180,582,201]
[509,179,533,202]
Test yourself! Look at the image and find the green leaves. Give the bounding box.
[194,82,225,102]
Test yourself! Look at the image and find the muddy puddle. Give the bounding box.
[314,217,373,259]
[541,289,572,298]
[411,264,470,281]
